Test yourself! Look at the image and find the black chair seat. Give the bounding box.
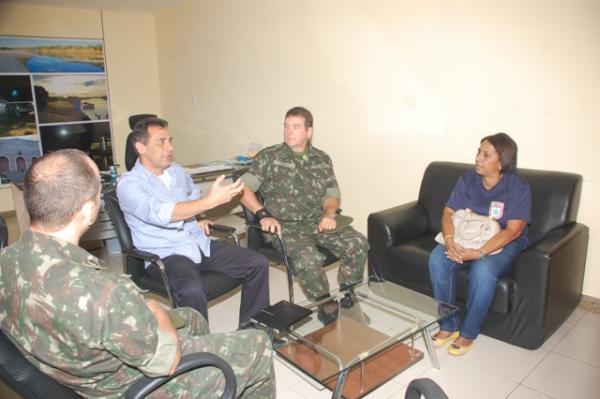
[139,270,241,302]
[242,193,339,303]
[103,188,242,308]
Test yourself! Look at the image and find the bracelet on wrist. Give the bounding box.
[479,249,486,259]
[255,207,273,220]
[323,212,337,219]
[444,234,454,242]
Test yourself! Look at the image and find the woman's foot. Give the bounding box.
[431,330,459,348]
[448,336,474,355]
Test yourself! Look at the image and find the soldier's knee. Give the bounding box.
[291,247,326,273]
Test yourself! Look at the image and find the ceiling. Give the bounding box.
[3,0,184,12]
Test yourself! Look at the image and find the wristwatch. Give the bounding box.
[324,212,337,219]
[479,249,486,259]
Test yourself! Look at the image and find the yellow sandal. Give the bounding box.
[431,331,459,348]
[448,339,474,355]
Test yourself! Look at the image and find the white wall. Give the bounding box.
[154,0,600,297]
[0,2,162,211]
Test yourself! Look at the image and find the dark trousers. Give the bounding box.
[147,240,270,325]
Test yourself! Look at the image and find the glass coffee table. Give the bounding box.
[275,278,458,399]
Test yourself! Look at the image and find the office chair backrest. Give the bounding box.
[102,188,147,284]
[0,329,83,398]
[103,188,134,252]
[0,215,8,251]
[405,378,448,399]
[125,113,157,171]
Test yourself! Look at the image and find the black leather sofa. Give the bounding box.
[368,161,589,349]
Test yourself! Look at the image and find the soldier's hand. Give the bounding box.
[207,175,244,207]
[318,215,337,232]
[260,217,281,235]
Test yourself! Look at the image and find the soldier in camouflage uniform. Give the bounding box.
[240,107,369,306]
[0,149,274,398]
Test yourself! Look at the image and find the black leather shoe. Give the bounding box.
[317,299,339,325]
[340,291,357,309]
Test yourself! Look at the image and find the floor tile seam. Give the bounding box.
[549,348,600,370]
[509,383,559,399]
[459,353,545,385]
[393,362,432,390]
[546,350,600,371]
[516,347,553,385]
[570,322,600,334]
[538,322,575,353]
[505,383,522,399]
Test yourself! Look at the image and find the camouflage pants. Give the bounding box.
[150,308,275,399]
[268,221,369,300]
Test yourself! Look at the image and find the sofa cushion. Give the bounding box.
[386,234,514,314]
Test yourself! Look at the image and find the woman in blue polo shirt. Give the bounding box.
[429,133,531,355]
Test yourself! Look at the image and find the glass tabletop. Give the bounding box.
[276,278,458,385]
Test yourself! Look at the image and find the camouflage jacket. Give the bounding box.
[241,143,341,223]
[0,230,177,398]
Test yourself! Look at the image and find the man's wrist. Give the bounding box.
[323,211,337,219]
[256,207,273,220]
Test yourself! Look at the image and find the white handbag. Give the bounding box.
[435,208,502,254]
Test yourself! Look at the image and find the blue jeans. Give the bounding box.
[428,235,528,340]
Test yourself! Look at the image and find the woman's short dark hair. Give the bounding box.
[24,149,101,231]
[481,132,518,173]
[130,117,168,155]
[285,107,313,128]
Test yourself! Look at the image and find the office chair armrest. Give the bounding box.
[246,221,262,230]
[122,248,160,263]
[209,224,240,246]
[210,224,236,234]
[122,249,177,307]
[246,222,292,272]
[125,353,237,399]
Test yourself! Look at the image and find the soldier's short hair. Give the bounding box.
[130,117,169,155]
[24,149,101,231]
[285,107,313,128]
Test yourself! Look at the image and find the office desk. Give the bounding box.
[184,161,249,183]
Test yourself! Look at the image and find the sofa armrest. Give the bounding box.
[515,222,588,283]
[510,222,588,347]
[368,201,428,248]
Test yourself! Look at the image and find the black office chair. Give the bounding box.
[405,378,448,399]
[125,113,157,171]
[242,192,339,303]
[0,329,236,399]
[104,188,242,308]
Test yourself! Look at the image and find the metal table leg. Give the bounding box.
[421,328,440,369]
[332,368,351,399]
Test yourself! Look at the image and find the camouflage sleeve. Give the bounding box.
[240,149,271,192]
[100,276,174,376]
[323,154,341,200]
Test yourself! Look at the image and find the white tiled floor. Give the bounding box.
[207,265,600,399]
